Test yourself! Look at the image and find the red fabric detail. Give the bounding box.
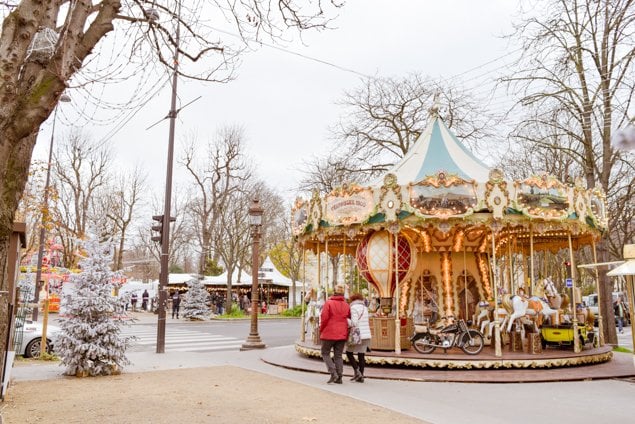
[355,235,374,285]
[319,295,351,341]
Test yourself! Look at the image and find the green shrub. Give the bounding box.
[38,352,59,361]
[219,304,246,318]
[281,305,303,317]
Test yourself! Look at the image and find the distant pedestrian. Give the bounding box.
[242,294,250,311]
[319,284,350,384]
[345,293,371,383]
[615,296,626,334]
[130,293,138,312]
[142,289,149,311]
[172,291,181,319]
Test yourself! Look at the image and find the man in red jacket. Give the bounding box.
[320,284,350,384]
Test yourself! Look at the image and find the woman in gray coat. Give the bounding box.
[345,293,372,382]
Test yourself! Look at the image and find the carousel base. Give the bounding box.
[257,342,635,383]
[292,340,616,371]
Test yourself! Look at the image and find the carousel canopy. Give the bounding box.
[373,114,490,186]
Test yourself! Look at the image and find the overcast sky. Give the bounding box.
[34,0,521,205]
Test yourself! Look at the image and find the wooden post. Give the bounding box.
[568,232,581,353]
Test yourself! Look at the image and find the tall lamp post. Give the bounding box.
[241,198,266,350]
[155,3,181,354]
[32,94,71,321]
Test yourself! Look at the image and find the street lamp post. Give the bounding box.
[32,94,71,321]
[241,198,266,350]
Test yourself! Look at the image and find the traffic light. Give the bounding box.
[564,261,571,267]
[151,215,176,244]
[151,215,163,243]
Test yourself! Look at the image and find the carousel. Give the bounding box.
[292,107,613,369]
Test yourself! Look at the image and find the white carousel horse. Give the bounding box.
[484,307,508,339]
[527,296,559,327]
[541,277,562,309]
[502,293,561,332]
[475,301,491,329]
[502,294,530,333]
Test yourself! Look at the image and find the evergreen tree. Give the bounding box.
[182,279,210,321]
[56,236,132,377]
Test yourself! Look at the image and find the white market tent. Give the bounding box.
[258,257,303,306]
[157,258,303,306]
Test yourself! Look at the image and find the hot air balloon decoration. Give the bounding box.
[356,230,416,314]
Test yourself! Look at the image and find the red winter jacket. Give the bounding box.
[319,295,351,341]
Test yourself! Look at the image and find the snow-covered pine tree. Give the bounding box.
[182,279,210,320]
[56,235,133,377]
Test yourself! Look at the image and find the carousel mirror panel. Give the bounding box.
[409,183,477,217]
[516,176,569,218]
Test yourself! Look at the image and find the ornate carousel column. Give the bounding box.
[300,248,306,342]
[392,230,401,354]
[568,232,581,353]
[491,225,502,357]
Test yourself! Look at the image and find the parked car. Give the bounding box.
[14,318,61,358]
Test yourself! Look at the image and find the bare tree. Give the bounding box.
[14,160,47,264]
[501,0,635,343]
[102,167,147,270]
[269,212,303,308]
[50,131,112,269]
[214,188,252,313]
[297,155,360,194]
[139,188,192,272]
[0,0,342,373]
[181,126,251,275]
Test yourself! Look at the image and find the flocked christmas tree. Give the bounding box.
[56,235,132,377]
[182,279,210,320]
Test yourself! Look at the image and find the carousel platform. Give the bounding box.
[260,342,635,383]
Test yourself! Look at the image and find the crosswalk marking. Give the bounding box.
[121,326,243,352]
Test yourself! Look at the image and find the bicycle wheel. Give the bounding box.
[460,330,484,355]
[412,333,436,354]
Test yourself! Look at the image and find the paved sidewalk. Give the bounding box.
[9,343,635,424]
[10,314,635,423]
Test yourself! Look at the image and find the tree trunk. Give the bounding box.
[0,131,39,374]
[596,239,617,344]
[225,269,234,314]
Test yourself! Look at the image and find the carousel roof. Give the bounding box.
[376,114,490,185]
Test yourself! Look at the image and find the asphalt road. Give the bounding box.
[121,317,301,353]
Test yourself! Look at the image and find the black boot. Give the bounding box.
[327,373,337,384]
[357,354,365,382]
[346,352,358,380]
[334,374,343,384]
[351,369,362,381]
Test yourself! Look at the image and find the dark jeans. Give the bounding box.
[321,339,346,377]
[172,305,180,318]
